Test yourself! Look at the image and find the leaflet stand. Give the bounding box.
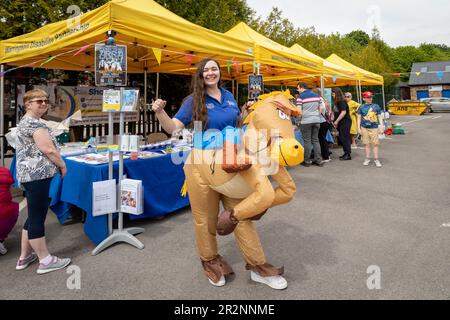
[92,38,144,255]
[92,110,145,255]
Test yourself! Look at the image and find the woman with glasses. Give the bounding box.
[15,89,71,274]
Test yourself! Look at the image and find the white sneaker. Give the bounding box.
[351,145,358,149]
[208,275,226,287]
[374,159,382,168]
[0,241,7,255]
[363,159,371,166]
[36,256,71,274]
[250,271,288,290]
[322,158,331,163]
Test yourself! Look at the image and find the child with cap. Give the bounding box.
[357,91,384,167]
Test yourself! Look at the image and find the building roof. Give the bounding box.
[409,61,450,86]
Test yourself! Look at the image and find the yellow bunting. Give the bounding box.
[152,48,162,65]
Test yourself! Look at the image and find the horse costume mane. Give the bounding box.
[242,90,299,125]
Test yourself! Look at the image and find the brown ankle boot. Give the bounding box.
[202,255,234,283]
[217,209,238,236]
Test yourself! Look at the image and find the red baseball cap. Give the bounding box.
[362,91,374,98]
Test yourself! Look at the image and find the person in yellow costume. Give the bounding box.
[344,92,360,149]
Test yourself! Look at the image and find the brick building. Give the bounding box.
[409,61,450,100]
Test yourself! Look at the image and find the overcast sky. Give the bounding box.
[245,0,450,47]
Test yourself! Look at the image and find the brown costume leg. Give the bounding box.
[184,163,234,282]
[221,195,284,276]
[221,196,266,266]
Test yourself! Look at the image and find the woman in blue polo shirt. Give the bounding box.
[151,58,240,132]
[152,59,267,289]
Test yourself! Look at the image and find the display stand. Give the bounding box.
[92,111,145,255]
[92,35,144,255]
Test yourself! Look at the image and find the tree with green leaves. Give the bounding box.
[345,30,370,47]
[0,0,109,40]
[155,0,255,32]
[249,7,300,46]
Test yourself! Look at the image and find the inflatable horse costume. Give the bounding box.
[183,90,304,289]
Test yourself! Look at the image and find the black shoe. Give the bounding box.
[339,154,346,159]
[312,161,324,167]
[301,162,311,167]
[339,155,352,161]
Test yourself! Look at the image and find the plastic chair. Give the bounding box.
[146,132,168,144]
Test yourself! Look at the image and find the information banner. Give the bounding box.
[34,85,139,124]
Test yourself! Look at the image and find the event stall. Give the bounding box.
[326,54,385,105]
[223,23,324,82]
[262,44,359,90]
[0,0,257,245]
[0,0,256,165]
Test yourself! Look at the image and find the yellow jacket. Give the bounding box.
[347,100,360,135]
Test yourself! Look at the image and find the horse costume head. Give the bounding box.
[242,90,304,167]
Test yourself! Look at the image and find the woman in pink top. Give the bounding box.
[0,166,19,255]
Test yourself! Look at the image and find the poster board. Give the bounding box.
[102,89,121,112]
[121,89,139,112]
[248,74,264,100]
[95,44,127,86]
[120,179,143,215]
[323,88,332,107]
[92,179,117,216]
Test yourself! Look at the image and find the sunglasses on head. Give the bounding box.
[29,99,49,104]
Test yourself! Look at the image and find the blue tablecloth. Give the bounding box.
[11,152,190,245]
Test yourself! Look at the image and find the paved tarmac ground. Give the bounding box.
[1,113,449,300]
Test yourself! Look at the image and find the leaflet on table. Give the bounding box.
[60,146,91,157]
[120,179,143,215]
[161,145,192,154]
[96,144,119,152]
[92,179,117,216]
[67,152,129,165]
[137,151,164,159]
[140,138,174,150]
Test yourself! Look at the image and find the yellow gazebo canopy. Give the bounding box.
[222,22,324,82]
[262,44,360,87]
[326,54,384,85]
[0,0,255,73]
